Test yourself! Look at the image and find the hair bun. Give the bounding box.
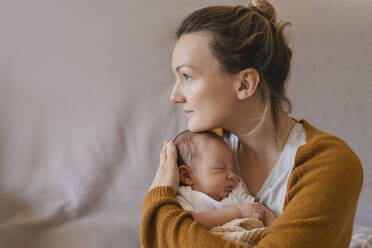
[248,0,277,23]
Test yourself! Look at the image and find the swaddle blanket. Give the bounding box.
[176,181,267,246]
[210,217,266,248]
[176,182,255,212]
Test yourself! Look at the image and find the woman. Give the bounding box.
[140,1,363,247]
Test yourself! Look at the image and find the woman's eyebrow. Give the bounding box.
[175,64,200,72]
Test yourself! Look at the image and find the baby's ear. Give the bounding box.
[179,165,194,186]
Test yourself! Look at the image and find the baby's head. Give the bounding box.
[173,130,238,201]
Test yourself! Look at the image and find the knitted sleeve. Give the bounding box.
[140,187,242,248]
[253,136,364,248]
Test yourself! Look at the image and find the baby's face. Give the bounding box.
[191,136,238,201]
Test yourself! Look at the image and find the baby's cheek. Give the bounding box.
[234,176,239,185]
[208,175,221,187]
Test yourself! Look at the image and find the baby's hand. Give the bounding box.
[237,202,277,227]
[237,202,265,222]
[261,205,277,227]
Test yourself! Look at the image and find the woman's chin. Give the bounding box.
[188,123,207,133]
[187,126,199,132]
[187,121,198,132]
[188,119,216,133]
[188,125,218,133]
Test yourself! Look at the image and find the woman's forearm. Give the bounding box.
[192,206,241,230]
[141,186,242,248]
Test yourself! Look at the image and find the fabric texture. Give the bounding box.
[175,181,255,212]
[140,119,364,248]
[210,218,266,248]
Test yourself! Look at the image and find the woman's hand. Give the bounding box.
[149,141,180,195]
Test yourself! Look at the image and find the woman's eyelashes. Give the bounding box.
[182,73,192,81]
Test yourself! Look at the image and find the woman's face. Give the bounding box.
[170,32,238,132]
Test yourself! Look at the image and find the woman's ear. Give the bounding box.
[179,165,194,186]
[234,68,260,100]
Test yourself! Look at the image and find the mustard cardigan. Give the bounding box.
[140,119,363,248]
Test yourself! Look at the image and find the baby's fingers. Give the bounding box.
[252,209,265,220]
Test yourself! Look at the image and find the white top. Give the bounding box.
[176,182,255,213]
[223,122,306,216]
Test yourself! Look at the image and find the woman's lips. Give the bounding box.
[184,110,193,117]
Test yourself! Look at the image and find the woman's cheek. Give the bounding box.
[188,88,228,131]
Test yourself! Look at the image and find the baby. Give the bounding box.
[173,130,277,231]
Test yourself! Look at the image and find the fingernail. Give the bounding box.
[167,142,172,150]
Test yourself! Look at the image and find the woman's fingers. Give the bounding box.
[160,141,166,162]
[150,140,180,194]
[166,141,177,165]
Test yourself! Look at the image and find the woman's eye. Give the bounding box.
[182,73,192,81]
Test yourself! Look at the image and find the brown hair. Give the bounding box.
[175,0,292,140]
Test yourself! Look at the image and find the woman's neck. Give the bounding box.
[223,107,297,169]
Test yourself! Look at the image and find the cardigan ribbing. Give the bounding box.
[140,119,363,248]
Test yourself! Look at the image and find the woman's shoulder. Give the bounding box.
[293,119,363,182]
[301,119,351,146]
[299,119,361,163]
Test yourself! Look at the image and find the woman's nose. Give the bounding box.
[170,84,186,104]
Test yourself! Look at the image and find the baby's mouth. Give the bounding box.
[224,185,235,191]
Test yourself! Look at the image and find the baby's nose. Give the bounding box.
[231,174,239,185]
[227,171,236,180]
